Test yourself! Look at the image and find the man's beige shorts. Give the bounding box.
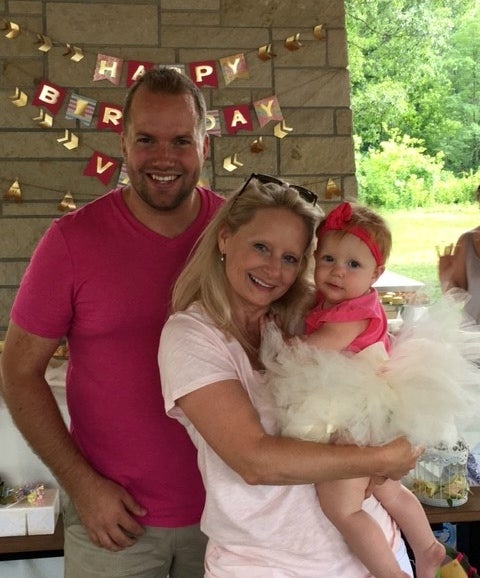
[63,498,207,578]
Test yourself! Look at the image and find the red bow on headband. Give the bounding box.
[323,202,353,230]
[318,202,384,266]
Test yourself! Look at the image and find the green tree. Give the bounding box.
[345,0,476,173]
[442,5,480,171]
[357,131,480,208]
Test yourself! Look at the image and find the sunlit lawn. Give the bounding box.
[377,205,479,302]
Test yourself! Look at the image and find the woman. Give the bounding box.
[159,174,421,577]
[438,185,480,322]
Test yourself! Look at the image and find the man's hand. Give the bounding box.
[71,474,147,551]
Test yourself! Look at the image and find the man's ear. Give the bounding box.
[202,133,210,161]
[120,132,127,159]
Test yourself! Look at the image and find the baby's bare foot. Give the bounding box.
[415,540,446,578]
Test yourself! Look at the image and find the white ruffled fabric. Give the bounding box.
[261,292,480,447]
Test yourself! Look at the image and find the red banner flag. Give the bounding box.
[97,103,123,133]
[32,80,66,115]
[223,104,253,135]
[189,61,218,88]
[83,151,118,185]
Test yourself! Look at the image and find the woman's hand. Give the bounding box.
[438,245,455,287]
[379,437,423,481]
[437,235,467,292]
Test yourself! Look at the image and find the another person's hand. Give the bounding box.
[71,473,147,551]
[437,243,455,287]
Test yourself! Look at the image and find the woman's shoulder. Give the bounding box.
[165,303,210,331]
[164,303,227,345]
[459,227,480,241]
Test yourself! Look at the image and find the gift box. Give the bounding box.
[25,488,60,535]
[0,488,59,536]
[0,505,27,537]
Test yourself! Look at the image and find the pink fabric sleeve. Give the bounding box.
[159,310,238,417]
[12,222,74,339]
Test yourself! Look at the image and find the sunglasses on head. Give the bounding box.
[237,173,318,205]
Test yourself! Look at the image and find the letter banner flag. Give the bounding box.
[219,53,249,86]
[32,80,66,115]
[253,95,283,128]
[97,102,123,133]
[93,54,123,85]
[189,61,219,88]
[223,104,253,135]
[65,93,97,127]
[83,151,118,185]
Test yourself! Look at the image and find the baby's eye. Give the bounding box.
[321,254,334,263]
[348,260,361,269]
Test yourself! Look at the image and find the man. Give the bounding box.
[0,67,223,577]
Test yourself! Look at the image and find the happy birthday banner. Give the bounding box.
[2,18,332,208]
[29,69,284,135]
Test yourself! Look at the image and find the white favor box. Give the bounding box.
[0,506,27,537]
[25,488,60,535]
[0,488,60,536]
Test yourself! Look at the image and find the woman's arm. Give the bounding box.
[438,234,468,292]
[177,377,420,486]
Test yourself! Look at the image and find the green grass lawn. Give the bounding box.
[377,204,479,303]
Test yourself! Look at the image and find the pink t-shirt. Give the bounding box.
[160,303,404,577]
[305,289,390,352]
[11,186,223,527]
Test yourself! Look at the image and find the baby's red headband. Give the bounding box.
[317,202,384,266]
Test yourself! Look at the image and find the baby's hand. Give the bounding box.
[365,476,387,497]
[259,313,281,336]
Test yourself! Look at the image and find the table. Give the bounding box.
[373,269,425,292]
[0,516,63,560]
[0,490,479,561]
[423,486,480,523]
[423,486,480,567]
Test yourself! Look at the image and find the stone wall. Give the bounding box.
[0,0,355,334]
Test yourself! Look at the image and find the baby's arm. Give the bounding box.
[316,478,409,578]
[304,318,368,351]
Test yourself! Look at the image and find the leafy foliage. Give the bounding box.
[356,131,480,208]
[345,0,480,175]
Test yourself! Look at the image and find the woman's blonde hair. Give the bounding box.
[171,178,323,349]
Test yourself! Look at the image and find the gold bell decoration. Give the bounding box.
[58,192,77,212]
[313,24,326,41]
[250,137,265,153]
[258,44,276,61]
[325,178,342,200]
[4,179,22,202]
[284,33,302,51]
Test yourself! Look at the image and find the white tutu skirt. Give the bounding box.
[261,294,480,447]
